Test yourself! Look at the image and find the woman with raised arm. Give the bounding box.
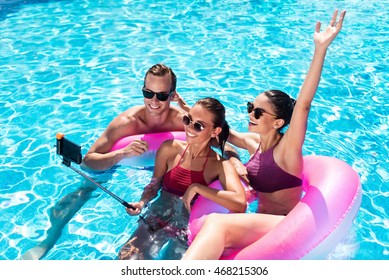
[118,97,246,260]
[182,9,346,260]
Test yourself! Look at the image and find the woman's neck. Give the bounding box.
[187,142,211,160]
[259,132,282,152]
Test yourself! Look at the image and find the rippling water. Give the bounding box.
[0,0,388,260]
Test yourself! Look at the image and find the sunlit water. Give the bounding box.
[0,0,388,260]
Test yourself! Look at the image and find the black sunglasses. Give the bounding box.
[247,102,277,119]
[142,87,173,102]
[182,115,205,133]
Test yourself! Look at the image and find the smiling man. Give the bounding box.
[21,63,243,260]
[83,63,189,171]
[21,64,189,260]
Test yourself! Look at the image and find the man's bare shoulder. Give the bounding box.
[169,105,185,115]
[167,105,185,123]
[103,105,146,139]
[111,105,145,126]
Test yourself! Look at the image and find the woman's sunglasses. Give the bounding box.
[142,87,173,102]
[247,102,277,119]
[182,115,205,133]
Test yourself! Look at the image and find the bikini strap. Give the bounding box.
[254,142,261,155]
[177,144,210,171]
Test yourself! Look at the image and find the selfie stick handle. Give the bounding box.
[67,165,135,209]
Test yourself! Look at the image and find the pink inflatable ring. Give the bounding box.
[110,131,186,167]
[111,132,362,259]
[189,155,362,260]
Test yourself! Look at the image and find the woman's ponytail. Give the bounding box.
[218,121,230,156]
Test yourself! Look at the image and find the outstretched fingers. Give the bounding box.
[315,9,346,45]
[336,10,346,30]
[330,9,346,32]
[329,9,338,27]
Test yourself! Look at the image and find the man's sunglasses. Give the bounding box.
[182,115,205,133]
[142,87,173,102]
[247,102,277,119]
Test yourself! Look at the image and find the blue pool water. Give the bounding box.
[0,0,388,260]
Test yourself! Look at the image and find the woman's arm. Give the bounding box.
[183,160,247,213]
[228,129,259,154]
[284,10,346,151]
[126,141,174,215]
[226,129,259,181]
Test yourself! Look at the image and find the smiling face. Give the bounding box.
[184,104,220,144]
[248,93,279,133]
[143,73,174,117]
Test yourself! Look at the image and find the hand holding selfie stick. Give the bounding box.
[55,133,135,210]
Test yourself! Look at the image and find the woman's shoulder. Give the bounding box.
[156,140,187,165]
[207,150,226,168]
[159,139,186,152]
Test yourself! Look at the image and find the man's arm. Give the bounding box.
[82,131,125,171]
[82,112,148,171]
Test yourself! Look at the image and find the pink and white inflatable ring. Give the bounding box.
[111,131,362,259]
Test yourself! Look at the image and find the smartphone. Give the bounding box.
[56,133,82,166]
[55,132,135,210]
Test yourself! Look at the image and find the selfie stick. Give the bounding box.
[55,133,135,210]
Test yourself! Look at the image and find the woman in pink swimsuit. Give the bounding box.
[118,97,246,260]
[182,10,346,260]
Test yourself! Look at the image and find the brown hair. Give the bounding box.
[195,97,230,155]
[144,63,177,92]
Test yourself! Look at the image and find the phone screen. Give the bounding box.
[57,137,82,165]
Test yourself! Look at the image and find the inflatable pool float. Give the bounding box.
[112,132,362,259]
[189,155,362,260]
[110,131,186,167]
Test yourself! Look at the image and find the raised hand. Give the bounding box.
[314,9,346,49]
[172,90,191,112]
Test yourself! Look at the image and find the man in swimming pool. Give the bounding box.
[21,63,241,260]
[83,63,190,170]
[20,63,190,260]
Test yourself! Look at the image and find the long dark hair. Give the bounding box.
[194,97,230,155]
[264,90,296,131]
